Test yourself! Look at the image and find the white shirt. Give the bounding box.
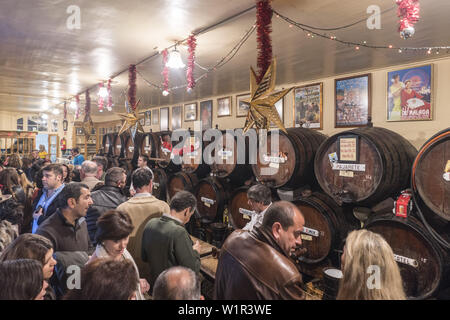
[242,203,272,231]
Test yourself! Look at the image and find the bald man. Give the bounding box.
[80,161,101,191]
[152,266,203,300]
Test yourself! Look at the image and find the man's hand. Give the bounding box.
[139,278,150,293]
[33,207,43,220]
[193,240,201,253]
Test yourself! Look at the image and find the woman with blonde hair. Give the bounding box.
[337,229,406,300]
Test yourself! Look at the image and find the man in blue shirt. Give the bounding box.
[72,147,85,166]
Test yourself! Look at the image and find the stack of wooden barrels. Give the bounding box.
[101,126,450,299]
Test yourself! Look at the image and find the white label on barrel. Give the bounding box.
[162,147,171,154]
[444,172,450,182]
[106,144,110,148]
[324,269,343,279]
[339,170,354,178]
[243,214,251,221]
[144,146,151,151]
[393,254,419,268]
[117,145,121,149]
[128,146,134,153]
[263,154,287,164]
[332,163,366,172]
[153,182,159,189]
[218,150,233,158]
[146,136,149,145]
[201,197,215,206]
[239,208,256,216]
[301,234,313,241]
[269,162,279,169]
[302,226,320,237]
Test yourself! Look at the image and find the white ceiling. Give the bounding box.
[1,0,449,115]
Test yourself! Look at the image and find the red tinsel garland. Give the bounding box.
[98,82,104,113]
[256,0,273,83]
[107,79,113,111]
[85,90,90,119]
[128,64,137,110]
[396,0,420,33]
[162,49,169,94]
[186,34,197,92]
[75,94,80,119]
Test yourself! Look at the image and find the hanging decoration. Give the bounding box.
[75,94,81,120]
[82,90,94,140]
[242,59,291,134]
[256,0,273,83]
[107,79,113,111]
[396,0,420,39]
[97,82,105,112]
[117,65,144,142]
[63,101,68,132]
[162,49,169,96]
[186,35,197,93]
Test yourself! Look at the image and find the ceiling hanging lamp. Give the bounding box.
[166,45,185,69]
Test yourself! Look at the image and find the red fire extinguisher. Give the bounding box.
[60,137,67,152]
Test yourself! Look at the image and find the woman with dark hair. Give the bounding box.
[61,164,72,183]
[71,167,82,182]
[0,195,22,253]
[0,168,31,233]
[22,157,34,182]
[0,233,57,300]
[64,258,138,300]
[6,154,34,197]
[87,210,149,299]
[0,259,48,300]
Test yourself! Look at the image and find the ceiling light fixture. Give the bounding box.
[70,100,77,110]
[52,109,60,115]
[41,114,48,120]
[98,85,108,98]
[166,46,185,69]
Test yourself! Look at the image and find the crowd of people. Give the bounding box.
[0,149,406,300]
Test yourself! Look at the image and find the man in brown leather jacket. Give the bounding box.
[214,201,306,300]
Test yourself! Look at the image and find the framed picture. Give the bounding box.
[172,105,182,130]
[387,64,432,121]
[160,107,169,131]
[217,96,232,117]
[236,93,250,117]
[270,97,284,127]
[145,111,151,126]
[293,83,323,129]
[152,109,159,125]
[200,100,213,130]
[335,74,371,128]
[184,103,197,121]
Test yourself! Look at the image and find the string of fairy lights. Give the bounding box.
[59,5,449,117]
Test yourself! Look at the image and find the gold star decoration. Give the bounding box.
[82,115,94,140]
[116,98,144,142]
[242,59,292,134]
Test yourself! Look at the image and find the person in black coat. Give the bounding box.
[85,167,128,243]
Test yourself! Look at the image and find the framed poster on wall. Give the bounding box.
[293,83,323,129]
[160,107,169,131]
[335,74,371,128]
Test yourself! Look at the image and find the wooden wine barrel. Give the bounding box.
[412,128,450,225]
[195,177,229,224]
[112,133,124,157]
[167,172,198,200]
[293,192,359,266]
[139,132,158,165]
[365,214,449,300]
[123,134,137,160]
[314,127,417,206]
[210,130,253,186]
[228,186,254,229]
[152,167,168,202]
[179,130,211,179]
[252,127,327,189]
[101,133,113,155]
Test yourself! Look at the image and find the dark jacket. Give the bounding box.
[32,186,66,226]
[85,185,128,243]
[36,209,93,253]
[141,215,201,289]
[214,226,305,300]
